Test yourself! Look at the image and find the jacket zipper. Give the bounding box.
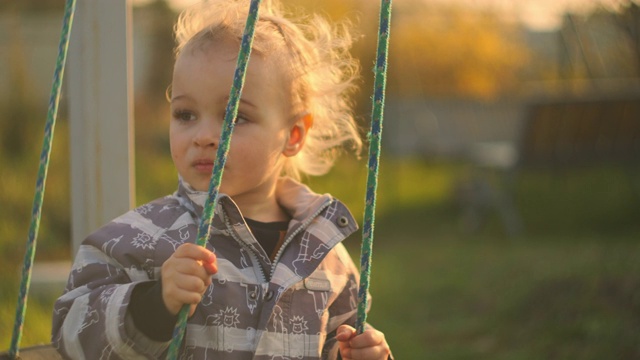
[222,209,268,283]
[269,199,333,280]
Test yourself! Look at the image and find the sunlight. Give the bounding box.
[422,0,624,30]
[132,0,628,30]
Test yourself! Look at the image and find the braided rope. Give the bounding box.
[8,0,77,358]
[165,0,263,358]
[355,0,392,334]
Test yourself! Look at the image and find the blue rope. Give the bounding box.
[355,0,392,334]
[8,0,77,358]
[165,0,263,358]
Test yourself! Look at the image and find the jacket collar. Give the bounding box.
[175,176,209,219]
[174,176,358,253]
[175,176,337,225]
[275,177,334,223]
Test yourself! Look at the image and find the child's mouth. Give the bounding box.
[193,159,214,173]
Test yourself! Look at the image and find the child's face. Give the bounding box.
[169,37,295,201]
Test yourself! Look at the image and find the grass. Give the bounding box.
[0,282,59,349]
[2,144,640,358]
[361,228,640,359]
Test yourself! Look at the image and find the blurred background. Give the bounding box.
[1,0,640,358]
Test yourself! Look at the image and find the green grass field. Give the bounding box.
[364,232,640,359]
[2,151,639,359]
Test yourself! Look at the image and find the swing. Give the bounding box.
[2,0,391,358]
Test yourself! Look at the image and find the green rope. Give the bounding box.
[165,0,263,358]
[355,0,392,334]
[8,0,77,358]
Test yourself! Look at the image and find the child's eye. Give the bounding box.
[234,114,250,125]
[173,109,196,123]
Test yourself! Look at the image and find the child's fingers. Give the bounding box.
[341,345,389,360]
[174,243,216,265]
[171,257,211,280]
[336,325,356,342]
[161,270,210,314]
[184,244,217,275]
[170,278,206,303]
[346,329,385,349]
[202,260,218,275]
[337,325,356,359]
[188,303,199,317]
[337,326,390,360]
[169,244,217,279]
[161,244,217,315]
[174,273,209,294]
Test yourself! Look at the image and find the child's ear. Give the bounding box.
[283,113,313,157]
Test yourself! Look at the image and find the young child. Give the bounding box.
[52,0,391,359]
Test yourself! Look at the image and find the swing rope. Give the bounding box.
[166,0,263,358]
[8,0,77,358]
[355,0,392,335]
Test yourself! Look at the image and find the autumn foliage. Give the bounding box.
[284,0,530,100]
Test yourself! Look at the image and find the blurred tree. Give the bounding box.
[614,0,640,76]
[284,0,530,100]
[138,0,177,103]
[556,2,640,84]
[0,14,41,160]
[382,1,530,100]
[0,0,62,13]
[286,0,531,103]
[282,0,362,23]
[133,0,177,171]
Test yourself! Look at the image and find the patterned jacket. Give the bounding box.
[51,177,367,359]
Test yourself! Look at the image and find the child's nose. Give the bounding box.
[193,119,220,147]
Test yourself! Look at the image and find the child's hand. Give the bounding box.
[336,325,391,360]
[161,243,218,316]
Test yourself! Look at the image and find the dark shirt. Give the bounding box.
[244,217,289,260]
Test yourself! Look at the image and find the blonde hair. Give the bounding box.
[174,0,362,179]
